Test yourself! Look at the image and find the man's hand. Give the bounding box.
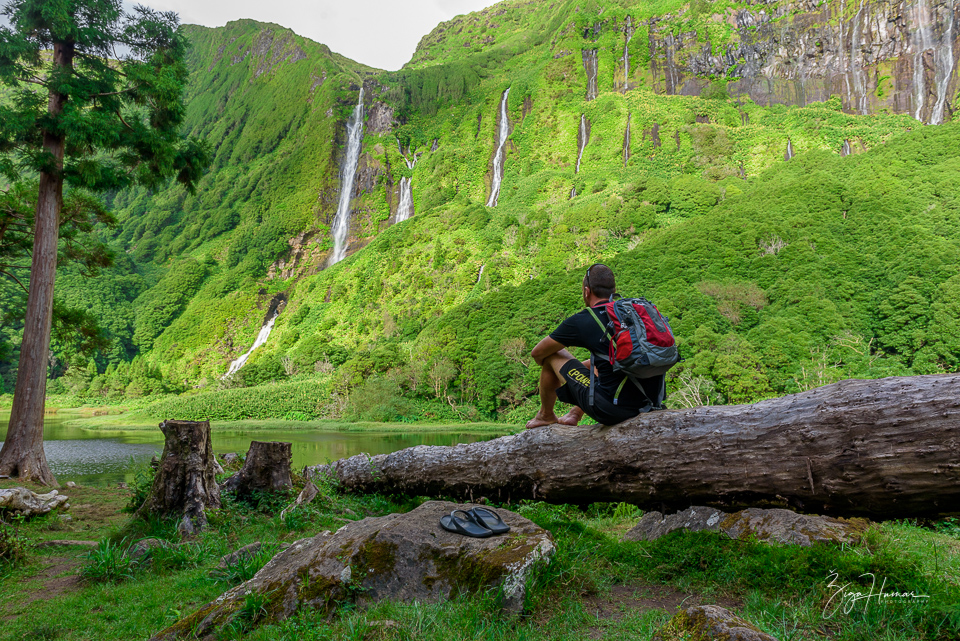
[531,336,565,366]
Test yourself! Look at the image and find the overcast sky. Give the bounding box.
[142,0,501,70]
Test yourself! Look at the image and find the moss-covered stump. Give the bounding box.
[653,605,777,641]
[624,506,868,546]
[150,501,554,640]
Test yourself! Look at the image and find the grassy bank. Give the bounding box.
[60,411,513,435]
[1,473,958,641]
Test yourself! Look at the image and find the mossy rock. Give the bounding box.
[625,506,868,547]
[653,605,777,641]
[150,501,554,640]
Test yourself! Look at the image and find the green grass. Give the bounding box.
[61,409,512,434]
[2,475,958,641]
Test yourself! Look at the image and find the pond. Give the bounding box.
[0,411,502,486]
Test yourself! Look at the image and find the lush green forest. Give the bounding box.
[1,0,958,423]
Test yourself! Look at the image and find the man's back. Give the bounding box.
[549,304,663,411]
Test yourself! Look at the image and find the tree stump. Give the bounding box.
[221,441,292,499]
[137,420,221,532]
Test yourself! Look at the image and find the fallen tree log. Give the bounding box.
[306,375,960,519]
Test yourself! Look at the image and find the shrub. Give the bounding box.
[346,376,417,422]
[0,521,27,568]
[80,539,136,582]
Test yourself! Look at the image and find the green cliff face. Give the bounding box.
[13,0,960,418]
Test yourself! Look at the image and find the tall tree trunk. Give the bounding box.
[0,41,73,486]
[306,374,960,519]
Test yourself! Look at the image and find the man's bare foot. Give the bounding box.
[525,411,558,429]
[557,407,584,426]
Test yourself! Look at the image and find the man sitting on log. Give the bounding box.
[526,264,665,428]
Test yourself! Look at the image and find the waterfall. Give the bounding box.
[476,264,485,284]
[396,139,418,223]
[582,49,599,101]
[575,114,590,173]
[785,138,794,161]
[850,0,868,115]
[329,88,365,266]
[622,16,633,93]
[931,10,955,125]
[570,186,577,198]
[912,0,956,124]
[396,178,414,223]
[224,312,279,378]
[841,139,852,156]
[623,112,631,166]
[486,88,511,207]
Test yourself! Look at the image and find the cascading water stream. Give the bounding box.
[910,0,956,124]
[930,3,956,124]
[842,139,852,157]
[622,16,633,93]
[396,139,418,223]
[329,89,365,265]
[785,138,794,161]
[582,49,599,101]
[575,114,590,173]
[486,88,511,207]
[223,312,279,378]
[623,112,631,166]
[850,0,868,115]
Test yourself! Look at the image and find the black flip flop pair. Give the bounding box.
[439,507,510,538]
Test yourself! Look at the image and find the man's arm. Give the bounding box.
[531,336,565,366]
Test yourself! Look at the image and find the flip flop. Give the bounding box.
[466,507,510,535]
[440,510,493,538]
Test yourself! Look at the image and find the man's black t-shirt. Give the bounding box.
[549,304,662,410]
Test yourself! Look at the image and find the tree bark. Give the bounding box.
[137,420,221,531]
[306,374,960,519]
[0,40,75,487]
[221,441,293,498]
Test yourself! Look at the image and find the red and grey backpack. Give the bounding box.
[586,296,680,409]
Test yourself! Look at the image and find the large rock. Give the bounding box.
[0,487,69,516]
[151,501,554,640]
[653,605,777,641]
[625,506,867,546]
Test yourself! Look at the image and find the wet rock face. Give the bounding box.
[647,0,960,123]
[653,605,778,641]
[150,501,554,640]
[366,101,395,134]
[624,506,867,546]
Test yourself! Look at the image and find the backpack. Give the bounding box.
[586,297,680,409]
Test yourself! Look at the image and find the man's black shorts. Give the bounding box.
[555,358,645,426]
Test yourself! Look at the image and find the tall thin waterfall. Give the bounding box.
[623,112,631,166]
[785,138,794,161]
[329,88,365,265]
[850,0,868,115]
[621,16,633,93]
[931,11,955,125]
[575,114,590,173]
[912,0,956,125]
[396,139,418,223]
[224,312,279,378]
[486,88,511,207]
[841,139,852,157]
[397,178,414,223]
[582,50,599,101]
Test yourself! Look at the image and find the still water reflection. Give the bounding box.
[0,412,500,486]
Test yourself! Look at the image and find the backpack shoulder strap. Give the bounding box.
[586,305,610,336]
